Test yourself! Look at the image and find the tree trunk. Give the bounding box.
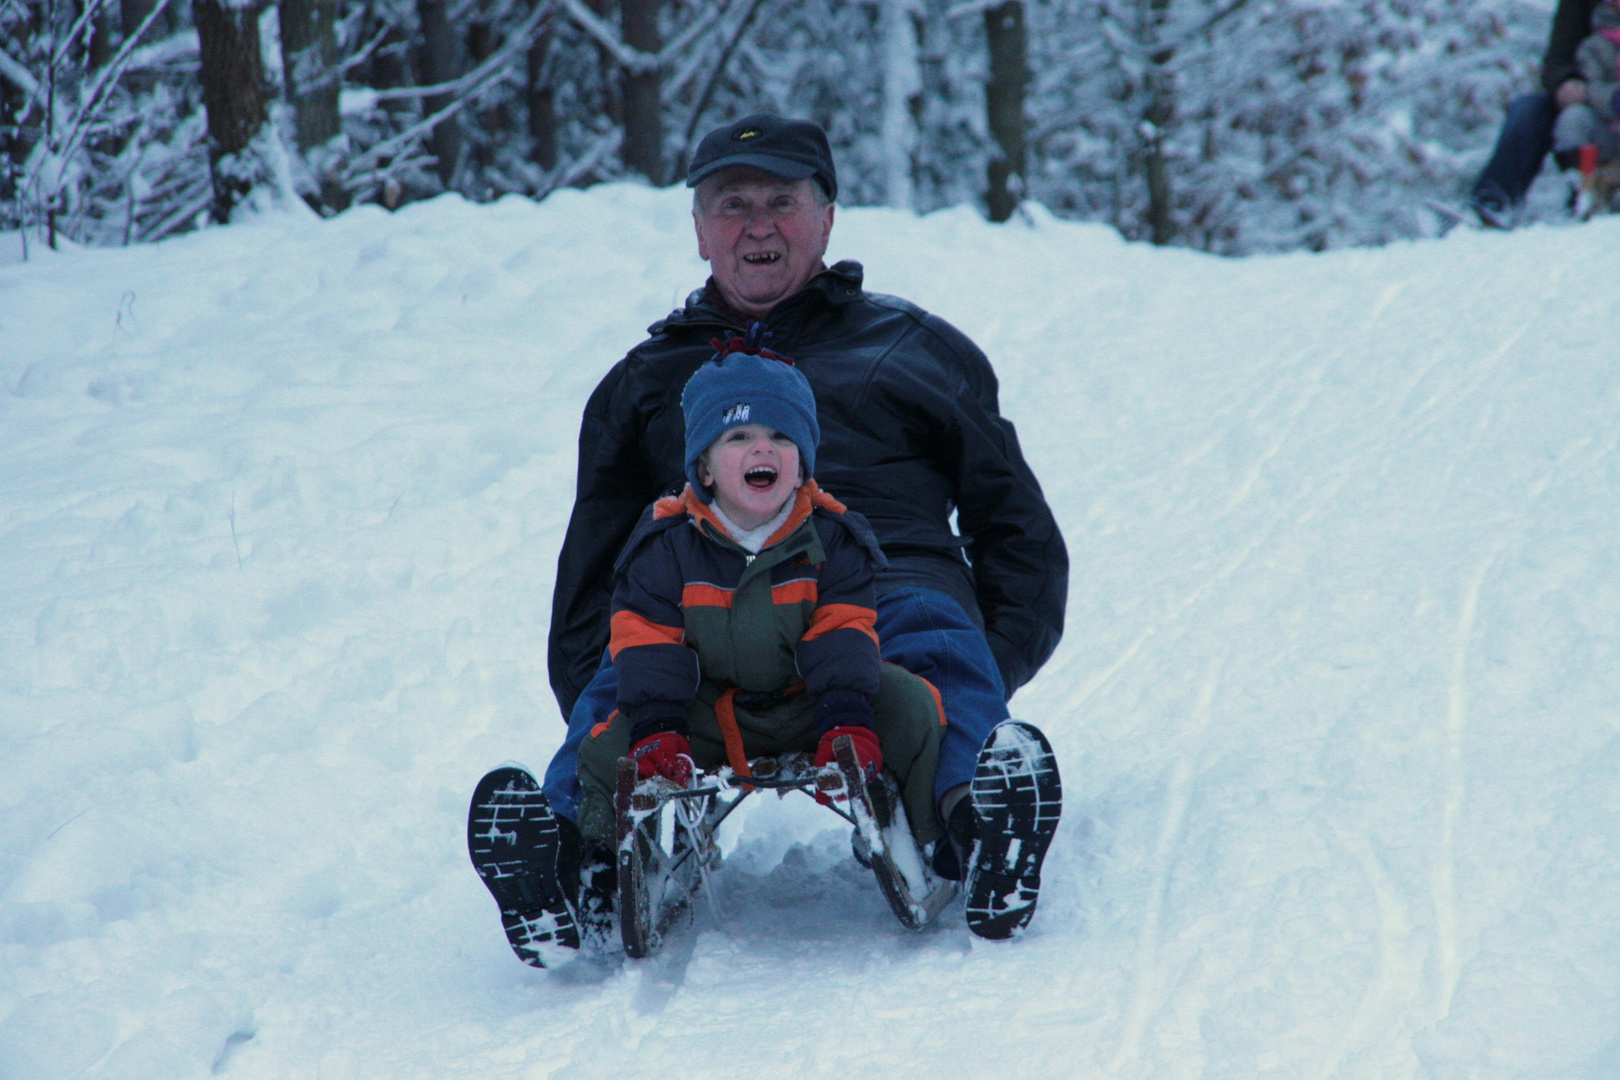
[527,16,557,174]
[89,0,117,70]
[279,0,346,211]
[466,5,508,183]
[1143,66,1174,246]
[279,0,341,152]
[195,0,271,222]
[2,82,21,227]
[881,0,919,209]
[1140,0,1175,245]
[414,0,462,188]
[619,0,662,184]
[983,0,1025,223]
[587,0,621,146]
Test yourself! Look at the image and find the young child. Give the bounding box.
[573,339,945,848]
[469,336,944,968]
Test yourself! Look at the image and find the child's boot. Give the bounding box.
[467,766,581,966]
[575,845,618,948]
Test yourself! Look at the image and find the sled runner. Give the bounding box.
[612,733,959,958]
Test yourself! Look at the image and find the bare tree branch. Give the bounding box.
[657,0,731,78]
[37,0,173,197]
[341,0,556,183]
[560,0,655,73]
[1159,0,1257,55]
[337,24,394,78]
[141,178,213,241]
[50,0,115,69]
[945,0,1005,19]
[365,0,555,102]
[663,0,754,106]
[124,31,201,72]
[678,0,767,149]
[535,126,622,197]
[0,46,39,97]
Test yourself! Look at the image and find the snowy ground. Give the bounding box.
[3,188,1619,1080]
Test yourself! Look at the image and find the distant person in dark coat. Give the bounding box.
[1550,0,1620,170]
[1469,0,1600,224]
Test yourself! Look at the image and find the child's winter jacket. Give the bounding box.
[609,480,886,735]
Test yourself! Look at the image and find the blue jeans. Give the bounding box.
[541,587,1010,825]
[1470,92,1556,211]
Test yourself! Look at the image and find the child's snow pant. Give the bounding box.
[575,661,944,849]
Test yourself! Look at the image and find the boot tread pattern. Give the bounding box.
[468,766,579,965]
[966,722,1062,941]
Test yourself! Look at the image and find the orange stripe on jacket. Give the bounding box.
[590,709,621,739]
[919,675,947,726]
[771,578,818,606]
[681,582,734,609]
[803,602,879,647]
[609,610,684,658]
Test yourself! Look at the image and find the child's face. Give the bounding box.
[696,423,803,531]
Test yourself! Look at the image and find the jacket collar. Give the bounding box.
[656,480,847,551]
[649,260,866,337]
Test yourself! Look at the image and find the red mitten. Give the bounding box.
[630,731,693,786]
[814,726,883,804]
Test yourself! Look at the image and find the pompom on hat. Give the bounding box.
[681,324,819,503]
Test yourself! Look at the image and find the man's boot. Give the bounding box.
[955,722,1062,940]
[467,766,580,966]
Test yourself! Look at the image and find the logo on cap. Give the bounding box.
[736,128,761,141]
[723,404,751,424]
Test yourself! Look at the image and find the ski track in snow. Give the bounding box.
[3,192,1620,1079]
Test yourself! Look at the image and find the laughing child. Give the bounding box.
[572,336,945,853]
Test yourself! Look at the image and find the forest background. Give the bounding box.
[0,0,1560,257]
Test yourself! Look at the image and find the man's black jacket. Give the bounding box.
[1543,0,1599,94]
[547,260,1067,721]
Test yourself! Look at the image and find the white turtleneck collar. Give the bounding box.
[710,497,797,554]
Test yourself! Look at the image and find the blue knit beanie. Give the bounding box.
[681,336,819,504]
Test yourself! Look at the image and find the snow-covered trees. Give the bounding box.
[0,0,1556,255]
[1023,0,1545,251]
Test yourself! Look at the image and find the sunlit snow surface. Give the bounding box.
[3,189,1619,1079]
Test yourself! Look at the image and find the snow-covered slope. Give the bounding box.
[3,191,1618,1079]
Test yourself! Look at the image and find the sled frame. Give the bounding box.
[613,735,959,958]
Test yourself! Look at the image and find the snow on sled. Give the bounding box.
[613,732,958,959]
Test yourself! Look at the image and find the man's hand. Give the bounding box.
[630,731,694,786]
[1556,78,1588,110]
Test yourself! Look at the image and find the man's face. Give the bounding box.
[693,170,835,320]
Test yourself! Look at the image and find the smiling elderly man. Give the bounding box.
[689,161,834,318]
[469,114,1068,964]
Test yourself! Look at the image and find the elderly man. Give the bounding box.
[469,114,1067,964]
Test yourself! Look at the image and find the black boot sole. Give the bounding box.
[467,766,579,965]
[966,722,1062,940]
